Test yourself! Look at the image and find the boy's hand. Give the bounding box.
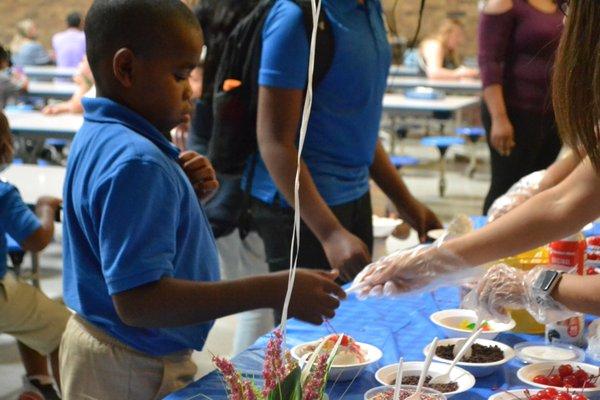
[322,228,371,283]
[178,151,219,201]
[274,269,346,325]
[36,196,62,211]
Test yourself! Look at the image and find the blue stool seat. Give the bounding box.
[421,136,465,149]
[390,155,420,169]
[456,127,485,137]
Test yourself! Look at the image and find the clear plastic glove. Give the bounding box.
[349,243,473,299]
[462,264,577,324]
[488,170,545,223]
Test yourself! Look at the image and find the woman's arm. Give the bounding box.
[448,160,600,265]
[421,40,471,80]
[538,149,582,192]
[479,0,516,156]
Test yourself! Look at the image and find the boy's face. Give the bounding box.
[124,24,202,135]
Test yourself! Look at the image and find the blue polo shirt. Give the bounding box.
[63,97,220,356]
[248,0,391,206]
[0,182,41,279]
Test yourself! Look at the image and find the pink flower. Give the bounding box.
[302,354,328,400]
[213,356,244,400]
[243,381,260,400]
[262,330,287,397]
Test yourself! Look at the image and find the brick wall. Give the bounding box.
[1,0,480,58]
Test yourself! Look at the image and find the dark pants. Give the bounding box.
[482,104,562,214]
[250,192,373,276]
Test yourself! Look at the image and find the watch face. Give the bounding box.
[535,270,560,292]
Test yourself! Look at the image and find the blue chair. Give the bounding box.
[421,136,465,197]
[390,155,420,170]
[456,127,486,178]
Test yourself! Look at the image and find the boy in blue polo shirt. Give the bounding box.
[59,1,345,398]
[251,0,443,283]
[0,111,69,400]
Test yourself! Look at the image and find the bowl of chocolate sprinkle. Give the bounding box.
[423,338,515,377]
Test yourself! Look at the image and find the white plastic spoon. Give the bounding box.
[406,337,438,400]
[429,326,484,385]
[393,357,404,400]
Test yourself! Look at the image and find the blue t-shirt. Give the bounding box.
[11,42,52,67]
[248,0,391,206]
[0,182,41,279]
[63,97,220,356]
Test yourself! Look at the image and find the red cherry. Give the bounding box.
[549,374,564,387]
[582,381,596,388]
[572,394,588,400]
[559,364,575,378]
[586,267,598,275]
[563,375,579,388]
[543,388,559,397]
[556,392,572,400]
[534,375,551,385]
[574,369,590,385]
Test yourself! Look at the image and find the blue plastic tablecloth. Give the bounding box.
[167,286,555,400]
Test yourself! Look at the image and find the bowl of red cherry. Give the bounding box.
[488,388,590,400]
[517,362,600,396]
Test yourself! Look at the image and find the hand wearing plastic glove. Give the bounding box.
[349,244,471,299]
[462,264,577,324]
[488,170,545,223]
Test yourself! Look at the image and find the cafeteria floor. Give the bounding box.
[0,139,492,399]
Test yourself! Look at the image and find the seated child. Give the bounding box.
[59,1,345,399]
[0,111,70,400]
[0,44,28,109]
[42,57,95,115]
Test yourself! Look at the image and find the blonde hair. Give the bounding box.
[552,0,600,170]
[10,19,36,54]
[425,18,465,66]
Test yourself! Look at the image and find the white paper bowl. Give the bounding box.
[430,309,516,340]
[373,216,403,238]
[375,361,476,398]
[423,338,515,377]
[291,341,382,382]
[517,362,600,395]
[364,385,447,400]
[488,389,541,400]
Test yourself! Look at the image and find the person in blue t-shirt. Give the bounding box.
[250,0,443,283]
[59,1,345,398]
[0,111,69,400]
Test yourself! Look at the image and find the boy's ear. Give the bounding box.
[113,48,135,88]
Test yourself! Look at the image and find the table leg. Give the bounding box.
[31,252,40,289]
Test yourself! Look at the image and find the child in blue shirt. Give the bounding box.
[59,1,345,398]
[0,111,69,400]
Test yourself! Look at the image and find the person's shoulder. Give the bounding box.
[0,181,20,203]
[482,0,514,15]
[267,0,305,25]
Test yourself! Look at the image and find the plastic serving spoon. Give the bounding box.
[429,326,484,385]
[393,357,404,400]
[406,337,438,400]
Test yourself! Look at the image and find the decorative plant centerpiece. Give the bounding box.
[213,330,344,400]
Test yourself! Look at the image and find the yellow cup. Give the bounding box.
[498,247,548,334]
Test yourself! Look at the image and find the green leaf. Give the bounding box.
[268,366,302,400]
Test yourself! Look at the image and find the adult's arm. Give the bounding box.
[479,0,516,156]
[538,149,582,192]
[420,40,477,80]
[369,140,442,240]
[257,86,370,280]
[447,159,600,265]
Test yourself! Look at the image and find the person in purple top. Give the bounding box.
[52,12,86,68]
[478,0,564,213]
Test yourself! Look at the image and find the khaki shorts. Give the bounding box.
[0,272,70,355]
[60,315,197,400]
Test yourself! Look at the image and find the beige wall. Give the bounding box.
[1,0,480,57]
[0,0,92,49]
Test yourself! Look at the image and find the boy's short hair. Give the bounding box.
[66,12,82,29]
[85,0,201,82]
